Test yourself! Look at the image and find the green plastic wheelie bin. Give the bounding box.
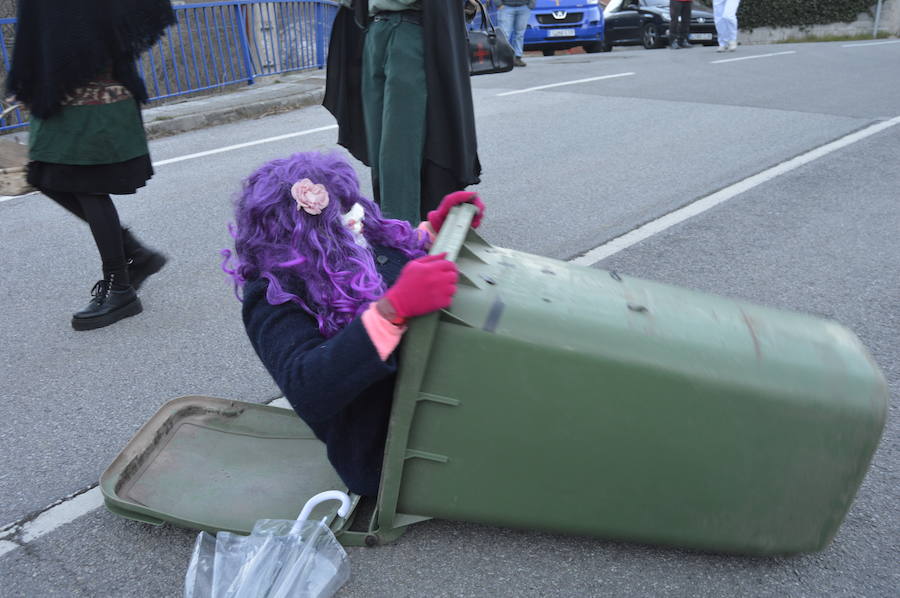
[357,205,887,554]
[101,205,887,555]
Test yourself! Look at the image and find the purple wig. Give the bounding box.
[222,151,428,337]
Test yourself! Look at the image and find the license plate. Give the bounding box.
[690,33,713,40]
[548,28,576,38]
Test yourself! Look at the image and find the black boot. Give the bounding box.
[121,228,167,290]
[71,275,142,331]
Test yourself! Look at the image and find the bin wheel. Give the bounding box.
[364,534,379,547]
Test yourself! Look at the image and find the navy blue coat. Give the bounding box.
[241,245,409,496]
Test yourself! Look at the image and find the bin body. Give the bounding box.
[376,226,887,555]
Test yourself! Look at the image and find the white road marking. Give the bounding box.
[842,40,900,48]
[570,114,900,266]
[0,191,37,204]
[711,50,796,64]
[0,487,103,558]
[496,72,635,96]
[0,541,19,557]
[0,124,339,204]
[0,397,288,558]
[153,124,338,167]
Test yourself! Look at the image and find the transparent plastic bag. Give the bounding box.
[184,532,216,598]
[184,492,351,598]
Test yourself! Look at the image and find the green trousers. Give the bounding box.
[362,14,427,224]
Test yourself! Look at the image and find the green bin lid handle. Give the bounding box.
[431,203,477,262]
[290,490,352,534]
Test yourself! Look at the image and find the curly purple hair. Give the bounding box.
[222,151,428,337]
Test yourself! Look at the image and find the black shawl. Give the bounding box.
[5,0,176,119]
[323,2,481,205]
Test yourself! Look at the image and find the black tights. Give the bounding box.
[43,190,131,286]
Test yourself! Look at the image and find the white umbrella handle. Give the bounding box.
[293,490,352,531]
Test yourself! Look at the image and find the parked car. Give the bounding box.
[601,0,717,50]
[521,0,606,56]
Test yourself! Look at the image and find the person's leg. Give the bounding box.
[497,6,516,48]
[713,0,729,51]
[374,19,427,224]
[724,0,739,49]
[121,228,167,290]
[70,194,142,330]
[75,194,130,287]
[43,188,88,221]
[362,19,390,211]
[669,2,679,47]
[679,2,692,46]
[43,188,164,289]
[512,6,529,62]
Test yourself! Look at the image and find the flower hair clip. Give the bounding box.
[291,178,329,215]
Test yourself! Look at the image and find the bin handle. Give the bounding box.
[292,490,352,534]
[430,203,477,262]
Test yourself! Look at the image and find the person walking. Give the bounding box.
[5,0,173,330]
[713,0,741,52]
[497,0,535,67]
[669,0,694,49]
[323,1,481,225]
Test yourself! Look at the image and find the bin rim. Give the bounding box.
[373,204,477,537]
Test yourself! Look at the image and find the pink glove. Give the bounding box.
[381,253,459,323]
[427,191,485,234]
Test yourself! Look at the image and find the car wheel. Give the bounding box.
[599,40,612,52]
[542,49,555,56]
[642,23,663,49]
[582,42,604,54]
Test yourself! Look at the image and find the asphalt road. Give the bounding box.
[1,41,898,596]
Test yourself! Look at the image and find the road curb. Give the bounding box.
[144,86,326,140]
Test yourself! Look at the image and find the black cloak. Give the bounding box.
[323,2,481,215]
[6,0,176,119]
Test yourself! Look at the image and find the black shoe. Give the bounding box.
[71,279,143,331]
[127,250,167,291]
[513,56,527,67]
[121,228,167,290]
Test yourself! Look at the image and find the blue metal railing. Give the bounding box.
[0,1,338,132]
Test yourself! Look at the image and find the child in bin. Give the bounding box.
[223,151,485,496]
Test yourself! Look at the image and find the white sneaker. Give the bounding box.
[727,40,738,52]
[716,45,728,53]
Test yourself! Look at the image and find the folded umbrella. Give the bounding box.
[185,491,352,598]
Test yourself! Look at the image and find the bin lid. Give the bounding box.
[100,396,351,535]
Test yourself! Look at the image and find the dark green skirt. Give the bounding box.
[27,98,153,195]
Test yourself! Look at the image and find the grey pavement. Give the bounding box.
[1,41,898,597]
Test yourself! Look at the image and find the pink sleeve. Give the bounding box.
[417,221,437,245]
[361,302,406,361]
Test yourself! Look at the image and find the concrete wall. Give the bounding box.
[741,0,900,43]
